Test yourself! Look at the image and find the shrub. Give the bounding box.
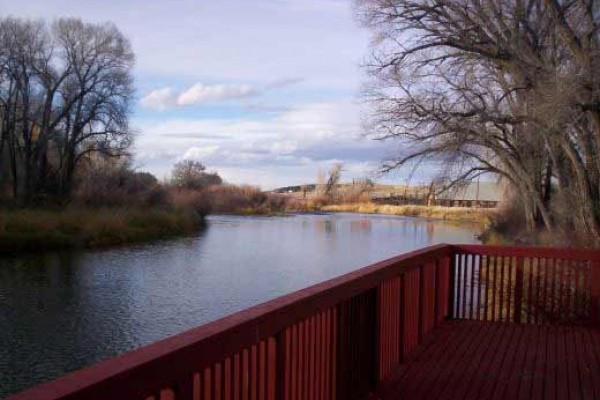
[74,167,167,208]
[167,189,212,216]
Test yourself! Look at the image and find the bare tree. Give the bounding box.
[0,17,134,201]
[52,19,134,196]
[358,0,600,244]
[324,163,343,198]
[171,160,223,190]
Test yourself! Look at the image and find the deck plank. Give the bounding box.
[466,322,513,400]
[372,321,600,400]
[418,322,490,399]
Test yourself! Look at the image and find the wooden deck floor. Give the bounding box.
[373,321,600,400]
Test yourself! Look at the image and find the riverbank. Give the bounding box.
[0,208,205,252]
[320,203,495,226]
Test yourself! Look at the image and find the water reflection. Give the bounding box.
[0,213,479,396]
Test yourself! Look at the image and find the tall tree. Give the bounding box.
[358,0,600,244]
[0,17,134,201]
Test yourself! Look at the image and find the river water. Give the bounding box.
[0,213,480,397]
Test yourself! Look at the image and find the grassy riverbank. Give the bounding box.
[320,203,495,226]
[0,208,205,252]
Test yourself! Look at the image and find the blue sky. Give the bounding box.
[1,0,437,189]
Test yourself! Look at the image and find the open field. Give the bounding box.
[0,208,205,252]
[320,203,495,225]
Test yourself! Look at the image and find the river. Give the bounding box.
[0,213,480,397]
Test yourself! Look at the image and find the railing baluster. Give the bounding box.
[514,257,524,324]
[499,256,505,321]
[448,254,456,320]
[566,260,573,323]
[591,261,600,328]
[477,255,483,321]
[529,258,533,324]
[469,254,475,320]
[461,254,467,319]
[490,255,496,322]
[534,258,540,324]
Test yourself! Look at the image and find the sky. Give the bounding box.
[1,0,433,189]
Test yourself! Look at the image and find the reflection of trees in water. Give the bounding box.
[315,220,336,234]
[426,222,435,240]
[393,220,434,244]
[350,219,372,233]
[0,251,79,287]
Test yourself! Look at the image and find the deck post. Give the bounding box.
[434,258,441,326]
[418,263,425,342]
[513,258,524,324]
[591,261,600,328]
[447,253,456,319]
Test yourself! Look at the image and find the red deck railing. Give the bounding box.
[6,244,600,400]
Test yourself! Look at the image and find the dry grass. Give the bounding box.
[320,202,495,225]
[0,208,204,252]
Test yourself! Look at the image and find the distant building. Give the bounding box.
[434,181,503,208]
[370,185,431,205]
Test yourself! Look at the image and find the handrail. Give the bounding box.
[5,244,600,400]
[455,244,600,261]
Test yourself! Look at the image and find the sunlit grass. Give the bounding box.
[320,202,495,225]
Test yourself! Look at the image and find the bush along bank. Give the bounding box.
[0,208,205,252]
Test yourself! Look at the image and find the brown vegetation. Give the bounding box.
[204,185,288,215]
[0,208,204,252]
[322,203,493,225]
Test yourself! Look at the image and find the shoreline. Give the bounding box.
[0,204,494,254]
[0,208,206,253]
[319,203,495,226]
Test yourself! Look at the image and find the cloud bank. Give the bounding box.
[140,83,262,110]
[133,100,395,188]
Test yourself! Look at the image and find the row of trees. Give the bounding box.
[0,17,134,203]
[359,0,600,245]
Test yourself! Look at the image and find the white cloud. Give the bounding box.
[178,83,259,105]
[139,83,261,110]
[139,87,177,111]
[180,146,220,161]
[132,100,394,188]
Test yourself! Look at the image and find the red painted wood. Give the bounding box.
[455,244,600,261]
[390,322,469,400]
[581,326,600,399]
[461,254,467,319]
[465,322,512,399]
[476,255,482,321]
[530,325,548,400]
[469,254,476,320]
[499,256,506,321]
[514,257,524,324]
[436,256,450,325]
[477,323,517,399]
[373,322,600,400]
[591,261,600,327]
[402,269,420,355]
[437,322,496,399]
[377,276,401,381]
[491,255,497,321]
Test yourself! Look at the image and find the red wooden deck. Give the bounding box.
[5,244,600,400]
[373,321,600,400]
